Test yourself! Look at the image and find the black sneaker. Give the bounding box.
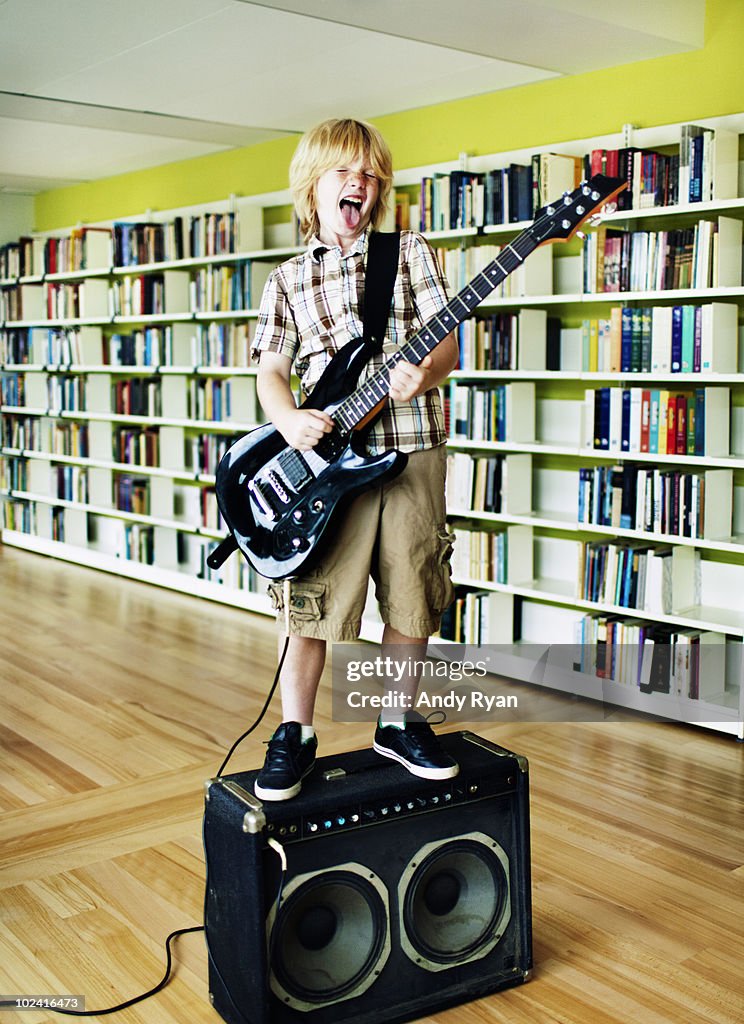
[373,715,459,780]
[254,722,317,801]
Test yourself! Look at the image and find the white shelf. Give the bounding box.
[450,369,744,384]
[446,438,744,469]
[2,446,210,482]
[447,505,744,556]
[1,362,257,377]
[0,529,270,615]
[3,487,219,536]
[0,405,258,432]
[451,573,744,638]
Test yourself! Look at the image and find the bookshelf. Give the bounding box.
[2,115,743,737]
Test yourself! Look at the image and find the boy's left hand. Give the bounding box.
[388,355,434,402]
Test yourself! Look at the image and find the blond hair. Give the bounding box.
[289,118,393,242]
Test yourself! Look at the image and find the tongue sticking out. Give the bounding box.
[340,199,362,229]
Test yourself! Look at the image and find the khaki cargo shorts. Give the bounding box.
[267,444,455,641]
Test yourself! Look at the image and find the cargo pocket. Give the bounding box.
[430,526,456,614]
[267,580,326,627]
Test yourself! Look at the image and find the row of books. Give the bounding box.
[113,426,160,467]
[573,613,728,700]
[577,542,700,613]
[583,216,742,293]
[3,457,26,490]
[114,475,149,515]
[187,378,238,422]
[450,526,510,584]
[1,323,255,370]
[120,523,155,564]
[53,465,88,504]
[0,227,113,280]
[577,463,732,540]
[438,588,517,645]
[48,374,86,413]
[1,374,23,406]
[406,125,738,234]
[446,452,505,513]
[51,421,88,458]
[189,263,253,313]
[586,385,729,457]
[579,302,738,374]
[1,414,43,451]
[432,241,551,297]
[186,432,240,475]
[113,378,161,417]
[1,498,36,534]
[449,381,535,443]
[456,312,560,372]
[114,212,240,266]
[200,486,222,531]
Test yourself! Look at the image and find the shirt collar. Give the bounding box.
[309,229,369,262]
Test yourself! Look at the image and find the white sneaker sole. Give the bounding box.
[373,741,459,780]
[254,763,315,802]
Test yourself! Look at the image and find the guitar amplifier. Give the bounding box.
[203,730,532,1024]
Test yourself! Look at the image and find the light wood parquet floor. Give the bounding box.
[0,543,742,1024]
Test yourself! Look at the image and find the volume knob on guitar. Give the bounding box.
[312,499,325,512]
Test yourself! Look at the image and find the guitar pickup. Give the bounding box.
[277,448,313,490]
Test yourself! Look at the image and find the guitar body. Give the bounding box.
[214,336,408,580]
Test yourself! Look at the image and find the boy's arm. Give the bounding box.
[388,332,459,403]
[256,351,334,452]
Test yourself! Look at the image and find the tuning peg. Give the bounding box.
[589,214,603,227]
[603,201,618,215]
[575,231,587,240]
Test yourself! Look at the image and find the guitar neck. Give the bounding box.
[333,226,540,432]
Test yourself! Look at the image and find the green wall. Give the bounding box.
[34,0,744,231]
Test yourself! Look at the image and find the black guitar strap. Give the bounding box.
[363,231,401,352]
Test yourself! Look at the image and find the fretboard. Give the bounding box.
[332,226,540,432]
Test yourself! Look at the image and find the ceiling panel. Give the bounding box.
[246,0,705,71]
[0,117,228,183]
[0,0,230,92]
[37,4,554,130]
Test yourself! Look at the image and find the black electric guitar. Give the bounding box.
[208,174,626,580]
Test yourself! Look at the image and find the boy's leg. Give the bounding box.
[254,635,325,802]
[279,634,327,723]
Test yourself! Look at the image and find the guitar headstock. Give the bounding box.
[531,174,627,245]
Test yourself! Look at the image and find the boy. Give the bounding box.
[251,118,459,800]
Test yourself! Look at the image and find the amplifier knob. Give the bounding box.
[307,822,318,833]
[380,806,389,816]
[393,803,402,813]
[337,816,346,826]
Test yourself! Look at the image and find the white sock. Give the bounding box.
[300,725,316,742]
[379,713,405,729]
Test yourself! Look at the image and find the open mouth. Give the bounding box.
[340,196,363,228]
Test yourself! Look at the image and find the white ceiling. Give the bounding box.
[0,0,705,195]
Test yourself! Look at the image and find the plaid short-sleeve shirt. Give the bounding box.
[251,229,451,453]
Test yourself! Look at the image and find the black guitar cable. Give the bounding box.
[0,637,291,1017]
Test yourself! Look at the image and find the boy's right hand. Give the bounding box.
[276,408,335,452]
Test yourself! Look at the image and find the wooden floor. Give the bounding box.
[0,542,742,1024]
